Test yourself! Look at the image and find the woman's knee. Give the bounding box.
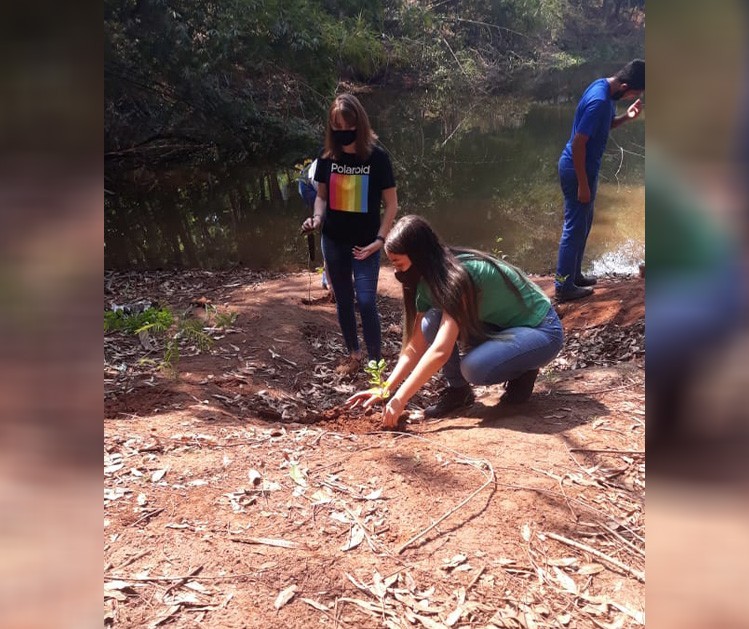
[459,356,494,385]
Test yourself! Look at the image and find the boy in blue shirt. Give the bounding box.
[555,59,645,301]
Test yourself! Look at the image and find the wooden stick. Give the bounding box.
[466,564,486,592]
[543,531,645,582]
[554,384,634,396]
[569,448,644,455]
[129,508,164,527]
[108,550,151,572]
[396,460,495,554]
[108,571,259,583]
[229,536,302,549]
[599,523,645,559]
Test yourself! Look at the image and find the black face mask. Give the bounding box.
[394,265,422,288]
[332,129,357,146]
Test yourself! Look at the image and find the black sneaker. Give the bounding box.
[574,275,597,287]
[555,285,593,302]
[500,369,540,404]
[424,385,475,418]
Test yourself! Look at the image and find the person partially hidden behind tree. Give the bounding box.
[555,59,645,302]
[347,215,564,427]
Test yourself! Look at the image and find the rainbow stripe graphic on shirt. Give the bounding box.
[328,164,369,213]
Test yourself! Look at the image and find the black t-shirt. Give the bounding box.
[314,145,396,246]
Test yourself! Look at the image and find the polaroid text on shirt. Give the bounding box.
[331,163,371,175]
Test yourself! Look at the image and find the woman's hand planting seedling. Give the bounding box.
[347,359,391,409]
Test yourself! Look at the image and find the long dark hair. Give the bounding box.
[322,93,378,161]
[385,215,529,346]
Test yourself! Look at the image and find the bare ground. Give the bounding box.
[104,269,645,628]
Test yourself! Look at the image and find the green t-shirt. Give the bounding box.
[415,255,551,329]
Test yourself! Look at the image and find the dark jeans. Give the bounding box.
[321,234,381,360]
[556,163,598,291]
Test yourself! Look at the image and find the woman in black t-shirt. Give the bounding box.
[302,94,398,375]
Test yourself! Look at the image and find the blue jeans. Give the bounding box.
[421,306,564,387]
[555,163,598,291]
[321,234,381,360]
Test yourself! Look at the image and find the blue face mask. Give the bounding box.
[332,129,357,146]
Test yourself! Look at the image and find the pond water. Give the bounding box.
[105,65,644,275]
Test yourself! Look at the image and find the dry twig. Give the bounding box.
[569,448,644,455]
[543,531,645,582]
[396,458,495,554]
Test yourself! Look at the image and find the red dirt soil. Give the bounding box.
[104,270,645,628]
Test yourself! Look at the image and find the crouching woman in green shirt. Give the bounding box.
[347,214,564,429]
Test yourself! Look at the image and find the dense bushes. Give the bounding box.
[105,0,643,175]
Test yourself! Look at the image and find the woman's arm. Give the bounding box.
[353,186,398,260]
[383,312,460,427]
[384,313,426,389]
[378,187,398,240]
[302,183,327,232]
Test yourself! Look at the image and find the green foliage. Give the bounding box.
[104,307,174,334]
[214,310,239,328]
[105,304,217,377]
[161,338,181,379]
[105,0,644,177]
[178,318,214,352]
[105,0,398,174]
[492,237,508,260]
[364,358,390,399]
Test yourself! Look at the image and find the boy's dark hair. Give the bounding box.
[615,59,645,90]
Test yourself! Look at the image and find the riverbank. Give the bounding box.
[104,269,645,627]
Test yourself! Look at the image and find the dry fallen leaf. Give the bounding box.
[151,469,167,483]
[248,469,262,485]
[340,524,365,551]
[547,557,578,567]
[289,464,307,487]
[301,598,329,612]
[521,523,531,542]
[445,603,463,627]
[578,562,605,575]
[104,580,134,593]
[310,489,333,504]
[274,584,298,610]
[363,488,382,500]
[609,601,645,625]
[412,613,448,629]
[553,567,578,595]
[442,554,468,570]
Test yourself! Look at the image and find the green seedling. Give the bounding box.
[364,358,390,399]
[214,310,238,329]
[492,236,508,260]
